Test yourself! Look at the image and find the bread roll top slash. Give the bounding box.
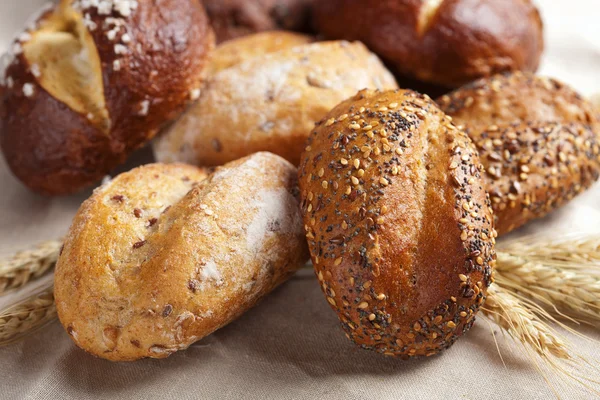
[299,89,497,358]
[55,152,308,361]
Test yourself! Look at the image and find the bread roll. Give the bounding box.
[154,41,398,167]
[437,73,599,133]
[438,73,600,234]
[55,152,308,361]
[299,89,496,357]
[0,0,214,195]
[202,0,313,43]
[207,31,314,75]
[313,0,544,88]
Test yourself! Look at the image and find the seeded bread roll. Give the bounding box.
[313,0,544,88]
[154,41,398,167]
[207,31,314,75]
[0,0,214,195]
[437,73,599,134]
[299,89,496,358]
[438,73,600,234]
[55,152,308,361]
[202,0,313,43]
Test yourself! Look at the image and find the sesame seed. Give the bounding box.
[458,274,467,282]
[353,159,360,169]
[327,297,336,306]
[325,118,335,127]
[449,161,458,169]
[334,257,342,266]
[322,181,328,189]
[447,321,456,329]
[318,168,324,177]
[377,293,386,300]
[351,176,359,185]
[358,302,369,309]
[380,177,389,186]
[340,158,348,165]
[368,314,376,321]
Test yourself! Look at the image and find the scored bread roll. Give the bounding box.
[313,0,544,88]
[55,152,308,361]
[299,89,496,357]
[438,73,600,235]
[0,0,214,195]
[207,31,314,75]
[154,41,398,167]
[202,0,313,43]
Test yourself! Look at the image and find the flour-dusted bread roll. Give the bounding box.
[207,31,314,75]
[313,0,544,88]
[55,152,308,361]
[0,0,214,195]
[202,0,313,43]
[299,89,496,358]
[154,41,398,167]
[438,73,600,234]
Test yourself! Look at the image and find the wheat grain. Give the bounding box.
[0,239,62,294]
[0,283,56,346]
[483,284,571,359]
[495,252,600,322]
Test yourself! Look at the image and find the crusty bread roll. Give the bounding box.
[202,0,313,43]
[299,89,496,357]
[313,0,544,88]
[154,41,398,167]
[55,152,308,361]
[438,73,600,235]
[207,31,314,75]
[0,0,214,195]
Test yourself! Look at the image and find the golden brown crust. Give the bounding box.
[0,0,215,195]
[437,73,600,235]
[202,0,313,43]
[154,41,398,167]
[313,0,544,88]
[299,89,496,358]
[207,31,314,75]
[55,152,308,361]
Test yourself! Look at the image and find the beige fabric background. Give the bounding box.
[1,1,599,399]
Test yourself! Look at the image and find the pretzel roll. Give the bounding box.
[0,0,214,195]
[299,89,496,358]
[55,152,308,361]
[313,0,544,88]
[154,41,398,167]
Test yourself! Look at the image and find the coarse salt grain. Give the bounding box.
[138,99,150,116]
[23,83,35,97]
[190,88,201,100]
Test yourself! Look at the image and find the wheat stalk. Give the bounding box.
[483,284,572,359]
[0,239,62,294]
[495,252,600,323]
[0,283,56,346]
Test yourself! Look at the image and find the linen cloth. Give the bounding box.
[0,1,599,399]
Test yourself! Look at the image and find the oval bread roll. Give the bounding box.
[313,0,544,88]
[438,73,600,234]
[55,152,308,361]
[153,41,399,167]
[299,89,496,358]
[0,0,214,195]
[207,31,314,75]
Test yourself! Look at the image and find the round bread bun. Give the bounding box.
[202,0,313,43]
[55,152,308,361]
[153,41,398,167]
[313,0,544,88]
[0,0,214,195]
[207,31,314,75]
[299,89,496,358]
[438,73,600,235]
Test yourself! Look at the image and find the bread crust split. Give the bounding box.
[299,89,496,358]
[438,73,600,235]
[0,0,215,195]
[154,40,399,167]
[55,152,309,361]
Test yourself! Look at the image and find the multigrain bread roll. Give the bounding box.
[437,73,599,133]
[313,0,544,88]
[55,152,308,361]
[154,41,398,167]
[299,89,496,357]
[438,73,600,234]
[207,31,314,75]
[0,0,214,195]
[202,0,313,43]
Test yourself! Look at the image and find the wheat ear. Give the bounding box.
[0,283,56,346]
[0,240,62,294]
